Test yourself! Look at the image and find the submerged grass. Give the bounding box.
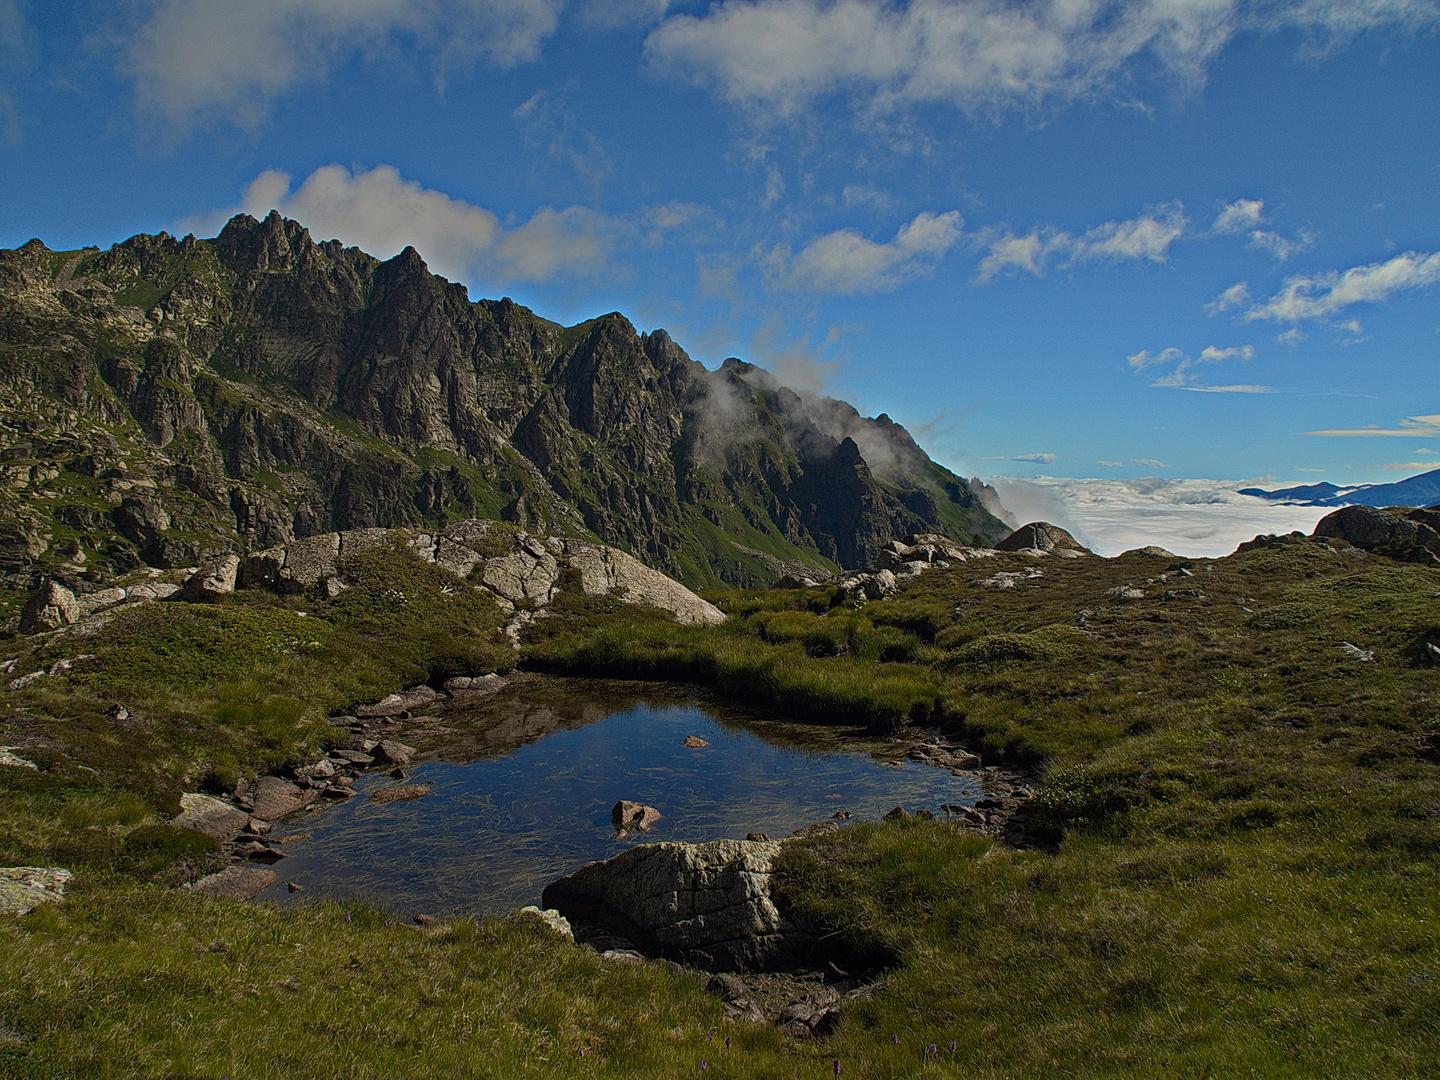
[1,534,1439,1076]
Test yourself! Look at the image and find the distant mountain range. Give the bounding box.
[1240,468,1440,508]
[0,212,1009,590]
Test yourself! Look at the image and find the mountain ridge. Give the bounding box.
[0,211,1008,591]
[1240,468,1440,509]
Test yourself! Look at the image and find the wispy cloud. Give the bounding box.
[1211,198,1265,234]
[773,210,963,294]
[125,0,564,130]
[1127,343,1269,392]
[1096,460,1123,468]
[646,0,1440,120]
[184,164,617,286]
[1380,460,1440,471]
[1210,198,1312,260]
[1133,458,1168,469]
[1012,453,1058,464]
[1237,250,1440,326]
[976,203,1188,282]
[1307,414,1440,438]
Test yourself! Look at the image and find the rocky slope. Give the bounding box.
[0,213,1007,594]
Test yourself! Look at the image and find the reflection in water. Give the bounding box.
[256,677,982,916]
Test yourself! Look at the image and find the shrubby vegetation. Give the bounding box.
[2,534,1438,1077]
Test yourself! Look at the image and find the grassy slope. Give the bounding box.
[1,536,1438,1077]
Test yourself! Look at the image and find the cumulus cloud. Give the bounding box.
[976,203,1188,281]
[987,474,1336,558]
[1128,342,1267,391]
[1205,281,1251,314]
[1240,250,1440,324]
[126,0,564,128]
[646,0,1440,120]
[1307,413,1440,438]
[186,164,615,285]
[776,209,963,293]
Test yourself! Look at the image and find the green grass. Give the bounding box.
[2,535,1438,1077]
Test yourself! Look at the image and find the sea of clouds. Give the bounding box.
[986,476,1335,559]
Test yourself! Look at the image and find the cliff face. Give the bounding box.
[0,212,1007,589]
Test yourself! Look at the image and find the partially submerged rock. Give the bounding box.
[541,837,819,972]
[0,866,73,914]
[613,800,661,832]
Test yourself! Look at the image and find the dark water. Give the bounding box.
[255,676,984,916]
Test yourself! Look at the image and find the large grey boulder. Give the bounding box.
[278,533,340,592]
[180,554,240,602]
[541,838,818,971]
[995,522,1087,554]
[19,579,79,633]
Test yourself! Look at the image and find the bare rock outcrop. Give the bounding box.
[541,838,819,972]
[19,579,79,633]
[1312,505,1440,565]
[0,866,73,914]
[995,522,1088,555]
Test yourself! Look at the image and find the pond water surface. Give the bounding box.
[255,676,983,916]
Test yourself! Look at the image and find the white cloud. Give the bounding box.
[1307,414,1440,437]
[1205,281,1251,314]
[1133,458,1168,469]
[1242,250,1440,323]
[1012,452,1058,463]
[777,209,963,293]
[187,164,616,285]
[1212,198,1266,234]
[977,203,1188,281]
[1248,227,1314,261]
[987,475,1336,558]
[1129,342,1266,391]
[126,0,564,128]
[646,0,1440,120]
[1096,460,1123,467]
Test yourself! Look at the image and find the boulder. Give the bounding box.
[189,865,278,901]
[0,866,74,914]
[371,740,416,766]
[995,522,1087,554]
[238,547,285,589]
[613,800,661,831]
[443,673,508,697]
[250,776,303,820]
[1312,505,1440,564]
[19,579,79,633]
[171,792,250,839]
[277,533,340,592]
[517,905,574,940]
[541,838,820,971]
[180,553,241,602]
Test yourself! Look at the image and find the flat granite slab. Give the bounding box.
[0,866,73,914]
[188,866,278,901]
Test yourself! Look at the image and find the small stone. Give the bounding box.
[414,914,437,926]
[612,800,661,831]
[250,776,304,820]
[287,881,303,893]
[883,806,911,821]
[189,866,277,901]
[682,735,709,748]
[371,740,416,766]
[746,831,770,842]
[369,783,430,803]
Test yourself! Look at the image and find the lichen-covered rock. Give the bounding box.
[541,838,818,972]
[180,553,241,602]
[0,866,73,914]
[171,792,250,838]
[277,532,340,592]
[19,579,79,633]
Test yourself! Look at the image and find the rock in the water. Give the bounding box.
[682,735,709,748]
[541,838,818,971]
[371,740,416,766]
[180,554,241,602]
[443,673,508,697]
[995,522,1087,554]
[19,579,79,634]
[0,866,73,914]
[250,776,304,820]
[189,865,278,901]
[369,783,430,803]
[612,800,662,831]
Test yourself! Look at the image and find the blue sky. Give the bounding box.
[2,0,1438,498]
